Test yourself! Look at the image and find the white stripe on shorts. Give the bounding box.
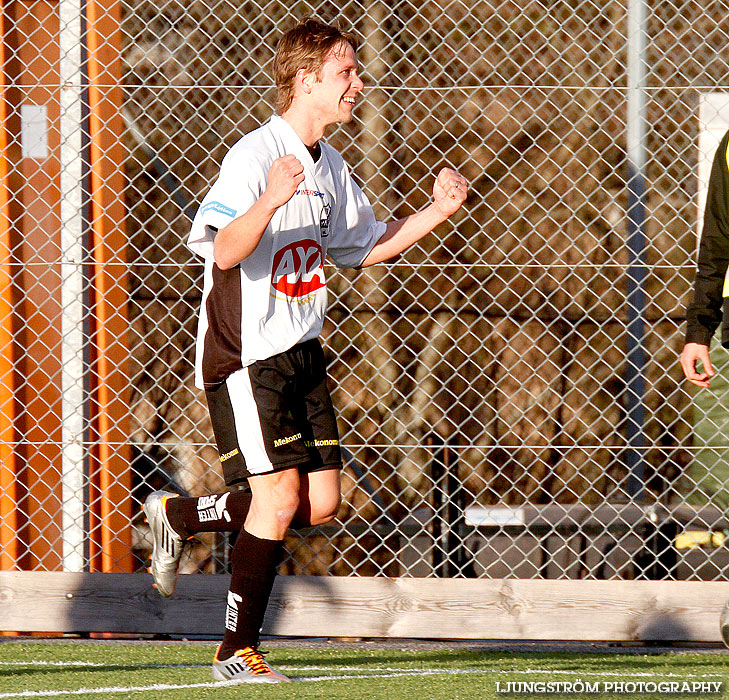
[226,367,273,475]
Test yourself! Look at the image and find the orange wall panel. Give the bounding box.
[1,0,132,573]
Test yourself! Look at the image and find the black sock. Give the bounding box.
[217,529,283,659]
[165,491,252,538]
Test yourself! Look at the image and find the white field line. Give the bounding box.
[0,680,241,699]
[0,670,499,700]
[0,662,208,669]
[0,660,725,679]
[0,665,725,699]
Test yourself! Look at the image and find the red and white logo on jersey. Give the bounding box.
[271,240,325,298]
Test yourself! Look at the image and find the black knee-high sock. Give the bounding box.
[217,529,283,659]
[165,491,252,538]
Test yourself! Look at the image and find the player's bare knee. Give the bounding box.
[274,492,300,528]
[310,492,341,525]
[310,511,336,526]
[275,507,297,529]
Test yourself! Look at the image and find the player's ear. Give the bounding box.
[297,68,316,95]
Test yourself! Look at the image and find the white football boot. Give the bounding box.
[143,490,184,597]
[212,646,291,683]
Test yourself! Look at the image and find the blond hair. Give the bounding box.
[273,19,359,114]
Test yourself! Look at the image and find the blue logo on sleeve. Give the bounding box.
[200,201,237,218]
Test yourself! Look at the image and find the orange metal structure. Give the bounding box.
[0,0,131,573]
[0,1,19,572]
[85,0,133,573]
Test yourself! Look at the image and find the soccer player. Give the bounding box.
[144,17,468,683]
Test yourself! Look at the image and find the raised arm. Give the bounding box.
[361,167,468,267]
[213,155,305,270]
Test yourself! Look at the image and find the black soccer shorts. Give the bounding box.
[205,338,342,485]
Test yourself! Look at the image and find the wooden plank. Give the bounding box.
[0,572,727,641]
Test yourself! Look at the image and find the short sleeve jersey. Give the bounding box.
[187,115,386,390]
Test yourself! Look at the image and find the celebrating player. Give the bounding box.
[143,17,468,683]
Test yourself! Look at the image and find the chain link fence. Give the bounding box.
[3,0,729,582]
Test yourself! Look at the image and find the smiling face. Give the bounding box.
[302,41,364,129]
[273,20,360,116]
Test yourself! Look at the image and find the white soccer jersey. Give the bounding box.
[188,115,386,389]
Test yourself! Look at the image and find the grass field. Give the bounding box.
[0,639,727,700]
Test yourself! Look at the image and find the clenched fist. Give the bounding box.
[264,155,306,209]
[433,167,468,218]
